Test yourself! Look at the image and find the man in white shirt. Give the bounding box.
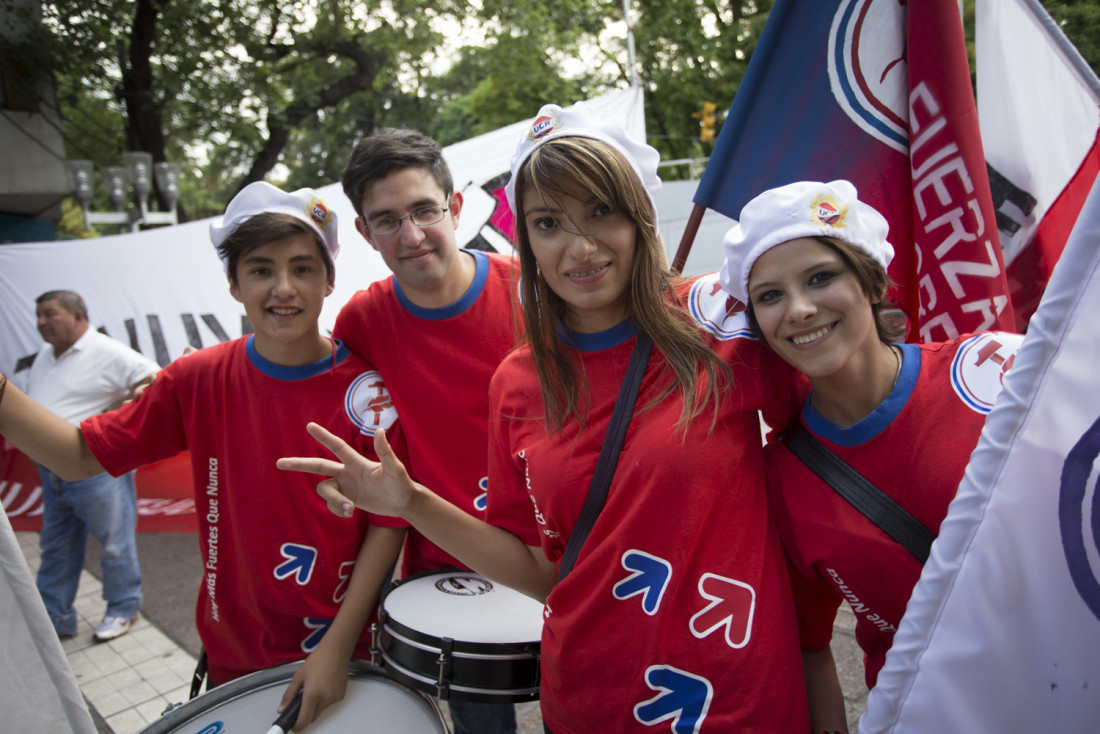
[27,290,159,642]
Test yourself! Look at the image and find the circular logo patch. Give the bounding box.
[950,332,1023,413]
[1060,415,1100,621]
[687,274,754,341]
[435,575,494,596]
[345,371,398,435]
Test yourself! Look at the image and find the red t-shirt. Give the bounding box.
[487,274,810,733]
[333,249,521,575]
[82,336,404,684]
[769,332,1023,688]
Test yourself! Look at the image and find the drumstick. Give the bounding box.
[265,689,303,734]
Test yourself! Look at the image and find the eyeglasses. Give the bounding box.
[365,206,450,236]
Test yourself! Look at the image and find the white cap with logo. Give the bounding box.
[209,181,339,272]
[719,179,893,304]
[505,101,662,218]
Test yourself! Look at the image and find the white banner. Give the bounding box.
[978,0,1100,327]
[860,176,1100,731]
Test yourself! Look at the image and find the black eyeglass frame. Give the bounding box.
[363,206,451,236]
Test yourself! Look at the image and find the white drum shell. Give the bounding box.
[137,660,447,733]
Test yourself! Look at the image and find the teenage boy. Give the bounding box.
[0,182,405,730]
[332,128,520,733]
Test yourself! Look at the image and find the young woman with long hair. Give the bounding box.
[280,104,810,733]
[723,179,1023,733]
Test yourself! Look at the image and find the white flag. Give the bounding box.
[860,175,1100,732]
[978,0,1100,330]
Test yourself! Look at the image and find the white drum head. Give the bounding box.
[384,571,544,644]
[140,663,446,733]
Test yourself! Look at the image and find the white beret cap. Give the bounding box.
[719,179,893,304]
[209,181,339,273]
[505,101,662,219]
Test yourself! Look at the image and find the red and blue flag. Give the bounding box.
[695,0,1015,342]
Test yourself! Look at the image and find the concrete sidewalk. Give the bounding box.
[17,531,197,733]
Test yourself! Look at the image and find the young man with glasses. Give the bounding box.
[334,128,522,734]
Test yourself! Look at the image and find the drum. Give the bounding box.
[138,660,447,733]
[378,569,544,703]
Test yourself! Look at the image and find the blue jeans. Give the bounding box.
[35,466,142,636]
[449,700,517,734]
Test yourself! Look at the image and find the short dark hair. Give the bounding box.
[217,213,334,285]
[341,128,454,219]
[36,290,88,320]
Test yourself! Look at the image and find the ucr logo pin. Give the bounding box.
[307,197,330,227]
[811,194,846,227]
[531,115,555,139]
[816,201,840,225]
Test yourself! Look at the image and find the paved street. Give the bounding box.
[20,530,869,732]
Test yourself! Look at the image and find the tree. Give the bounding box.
[1040,0,1100,75]
[426,35,597,146]
[18,0,611,220]
[615,0,774,175]
[36,0,1096,225]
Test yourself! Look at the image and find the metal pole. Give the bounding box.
[623,0,641,87]
[672,204,706,275]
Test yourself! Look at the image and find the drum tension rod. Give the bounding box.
[368,622,380,667]
[436,637,455,700]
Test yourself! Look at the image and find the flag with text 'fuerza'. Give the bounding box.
[694,0,1015,342]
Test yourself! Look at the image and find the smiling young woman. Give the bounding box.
[279,102,813,733]
[722,179,1025,733]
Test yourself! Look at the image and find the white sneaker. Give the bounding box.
[94,613,139,642]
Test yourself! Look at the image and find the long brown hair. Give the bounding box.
[511,136,730,434]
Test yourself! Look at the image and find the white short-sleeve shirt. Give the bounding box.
[26,329,160,426]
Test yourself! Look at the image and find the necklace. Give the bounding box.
[810,344,902,410]
[890,344,902,387]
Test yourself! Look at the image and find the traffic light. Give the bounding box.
[699,101,718,142]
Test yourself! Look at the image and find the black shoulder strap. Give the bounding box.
[556,333,654,583]
[780,423,936,563]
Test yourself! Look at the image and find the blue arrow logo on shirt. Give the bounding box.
[634,665,713,734]
[301,617,331,652]
[274,543,317,585]
[613,550,672,616]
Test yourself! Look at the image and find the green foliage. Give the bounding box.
[38,0,1100,223]
[19,0,783,220]
[426,36,596,145]
[1040,0,1100,76]
[54,199,103,240]
[29,0,600,218]
[630,0,774,175]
